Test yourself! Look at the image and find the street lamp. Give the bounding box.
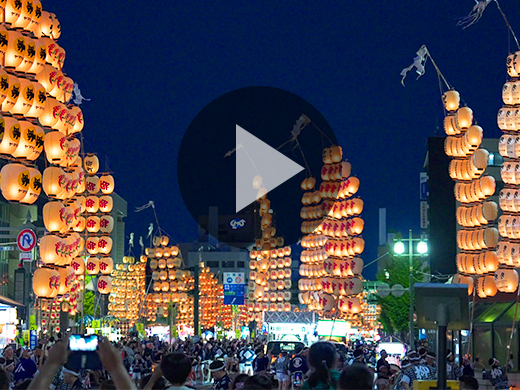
[393,229,428,351]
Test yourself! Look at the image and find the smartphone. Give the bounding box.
[69,335,99,352]
[67,335,102,371]
[294,372,303,387]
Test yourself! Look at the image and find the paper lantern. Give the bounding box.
[494,269,519,293]
[44,130,67,164]
[86,237,99,255]
[4,30,24,68]
[99,257,113,275]
[17,36,35,72]
[85,216,100,233]
[39,234,64,264]
[0,117,20,155]
[20,167,41,205]
[0,163,30,201]
[85,175,99,194]
[85,196,99,213]
[33,268,60,298]
[97,236,113,255]
[456,107,473,130]
[86,257,100,275]
[99,216,114,234]
[71,257,84,275]
[443,90,460,112]
[83,154,99,175]
[10,78,34,115]
[26,125,44,161]
[98,276,112,294]
[1,74,20,113]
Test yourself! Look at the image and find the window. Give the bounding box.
[237,261,245,268]
[206,261,219,268]
[222,261,235,268]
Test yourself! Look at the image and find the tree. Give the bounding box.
[376,244,429,339]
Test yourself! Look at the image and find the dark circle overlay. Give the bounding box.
[177,86,338,249]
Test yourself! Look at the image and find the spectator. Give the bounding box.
[447,350,462,381]
[275,351,290,390]
[231,373,250,390]
[302,342,339,390]
[243,374,272,390]
[141,373,166,390]
[338,364,374,390]
[13,349,37,384]
[0,367,9,390]
[459,375,479,390]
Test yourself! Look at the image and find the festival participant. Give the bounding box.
[446,350,462,381]
[209,360,232,390]
[275,351,290,390]
[400,352,435,390]
[483,356,514,390]
[253,349,269,375]
[13,349,37,384]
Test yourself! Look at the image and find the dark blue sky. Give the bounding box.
[43,0,519,279]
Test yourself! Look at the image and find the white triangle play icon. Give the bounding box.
[236,124,304,213]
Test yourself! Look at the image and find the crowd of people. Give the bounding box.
[0,334,513,390]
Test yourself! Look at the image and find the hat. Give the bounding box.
[209,360,225,372]
[426,352,436,359]
[401,359,411,369]
[489,357,498,366]
[353,349,364,359]
[62,367,80,377]
[408,352,420,362]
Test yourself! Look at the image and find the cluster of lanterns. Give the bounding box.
[199,263,231,329]
[0,2,84,204]
[298,146,364,320]
[142,237,197,327]
[443,88,517,297]
[39,293,79,334]
[107,256,147,330]
[246,178,293,322]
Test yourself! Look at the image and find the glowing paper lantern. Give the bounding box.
[99,257,113,275]
[19,167,41,205]
[98,276,112,294]
[0,163,30,201]
[33,267,60,298]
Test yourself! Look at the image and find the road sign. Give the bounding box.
[17,229,36,252]
[30,330,37,350]
[224,272,245,285]
[0,246,14,251]
[224,295,245,305]
[19,252,32,262]
[223,272,245,305]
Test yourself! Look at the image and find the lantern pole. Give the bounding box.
[408,229,414,351]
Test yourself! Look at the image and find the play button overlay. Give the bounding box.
[177,86,337,249]
[235,124,304,213]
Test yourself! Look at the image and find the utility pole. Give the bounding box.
[194,264,200,336]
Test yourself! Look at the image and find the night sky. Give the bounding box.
[42,0,520,279]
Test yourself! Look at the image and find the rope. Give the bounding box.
[494,0,520,51]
